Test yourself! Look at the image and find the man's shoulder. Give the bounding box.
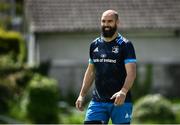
[91,37,102,44]
[117,34,130,45]
[122,36,130,43]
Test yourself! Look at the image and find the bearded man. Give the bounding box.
[75,10,137,124]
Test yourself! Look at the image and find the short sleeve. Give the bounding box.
[123,41,137,64]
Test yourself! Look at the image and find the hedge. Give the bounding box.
[132,94,177,123]
[26,74,60,124]
[0,28,26,70]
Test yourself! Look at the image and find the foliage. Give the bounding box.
[166,64,180,98]
[0,17,11,30]
[0,28,26,116]
[4,66,59,123]
[0,28,26,70]
[64,87,78,106]
[132,94,177,124]
[0,81,13,113]
[60,109,85,124]
[0,2,23,15]
[26,74,60,124]
[0,28,61,124]
[131,64,153,101]
[0,71,25,114]
[173,103,180,124]
[0,1,23,29]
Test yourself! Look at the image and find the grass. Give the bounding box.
[4,99,180,124]
[173,103,180,123]
[60,108,85,124]
[59,101,180,124]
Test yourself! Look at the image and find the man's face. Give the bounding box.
[101,14,118,38]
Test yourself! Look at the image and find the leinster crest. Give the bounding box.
[112,46,119,53]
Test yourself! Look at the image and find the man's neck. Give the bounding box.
[102,32,118,42]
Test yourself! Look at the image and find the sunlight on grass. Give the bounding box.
[60,108,85,124]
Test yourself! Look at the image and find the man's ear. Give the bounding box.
[116,19,120,27]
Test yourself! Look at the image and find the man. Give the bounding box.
[75,10,136,124]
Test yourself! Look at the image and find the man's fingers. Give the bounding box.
[114,97,122,106]
[76,100,84,111]
[79,102,83,111]
[76,101,80,109]
[75,96,85,111]
[114,95,120,105]
[114,94,125,106]
[110,93,117,100]
[76,101,81,108]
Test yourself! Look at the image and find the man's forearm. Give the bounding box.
[110,63,136,105]
[121,74,136,94]
[76,64,95,111]
[79,65,95,97]
[121,63,136,94]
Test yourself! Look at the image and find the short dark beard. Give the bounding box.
[101,25,117,38]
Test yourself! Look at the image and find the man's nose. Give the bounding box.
[104,22,109,26]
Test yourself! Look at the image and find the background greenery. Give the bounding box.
[0,1,180,124]
[0,27,180,124]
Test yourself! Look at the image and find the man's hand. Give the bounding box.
[75,95,85,111]
[110,90,126,106]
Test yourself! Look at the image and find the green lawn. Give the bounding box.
[60,101,180,124]
[60,108,85,124]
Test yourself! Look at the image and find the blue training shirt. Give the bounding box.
[89,34,136,103]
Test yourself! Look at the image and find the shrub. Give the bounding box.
[132,94,177,123]
[0,28,26,71]
[0,75,18,114]
[0,83,12,113]
[26,74,60,124]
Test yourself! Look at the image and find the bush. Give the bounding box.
[0,28,26,71]
[0,84,12,113]
[26,74,59,124]
[0,29,26,114]
[0,75,18,114]
[132,94,177,123]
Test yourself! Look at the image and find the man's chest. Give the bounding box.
[91,44,123,63]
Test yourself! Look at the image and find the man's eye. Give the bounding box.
[102,20,105,23]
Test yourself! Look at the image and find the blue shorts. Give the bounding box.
[85,101,133,124]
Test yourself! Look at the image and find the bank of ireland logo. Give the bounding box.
[112,46,119,53]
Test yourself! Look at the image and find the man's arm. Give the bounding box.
[111,63,136,105]
[122,63,136,93]
[75,63,95,111]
